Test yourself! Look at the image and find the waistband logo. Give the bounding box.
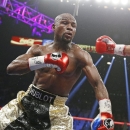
[28,87,55,104]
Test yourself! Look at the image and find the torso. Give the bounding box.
[32,43,86,96]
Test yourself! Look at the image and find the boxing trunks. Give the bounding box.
[0,84,73,130]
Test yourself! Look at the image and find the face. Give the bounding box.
[53,13,77,43]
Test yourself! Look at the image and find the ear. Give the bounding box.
[52,23,55,31]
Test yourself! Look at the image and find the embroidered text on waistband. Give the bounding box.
[28,85,56,104]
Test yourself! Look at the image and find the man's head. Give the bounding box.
[52,13,77,44]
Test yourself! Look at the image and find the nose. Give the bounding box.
[67,24,73,31]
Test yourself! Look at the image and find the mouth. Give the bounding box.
[64,32,72,38]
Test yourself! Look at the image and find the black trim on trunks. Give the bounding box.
[28,85,56,105]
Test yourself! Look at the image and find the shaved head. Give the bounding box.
[54,13,77,25]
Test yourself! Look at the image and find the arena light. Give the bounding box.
[112,0,120,4]
[107,62,111,65]
[96,0,103,2]
[104,6,108,8]
[104,57,115,83]
[104,0,110,3]
[101,55,104,58]
[121,0,128,5]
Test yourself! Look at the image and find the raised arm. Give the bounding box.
[81,51,114,130]
[96,35,130,56]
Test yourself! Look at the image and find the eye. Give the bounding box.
[62,21,68,24]
[72,23,76,28]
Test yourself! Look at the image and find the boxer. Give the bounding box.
[0,13,114,130]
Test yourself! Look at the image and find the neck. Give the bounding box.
[53,40,72,51]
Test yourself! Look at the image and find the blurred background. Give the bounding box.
[0,0,130,129]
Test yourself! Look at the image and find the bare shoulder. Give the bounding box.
[26,44,46,56]
[72,43,91,58]
[72,43,93,66]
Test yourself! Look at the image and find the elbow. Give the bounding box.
[6,63,29,75]
[6,64,14,75]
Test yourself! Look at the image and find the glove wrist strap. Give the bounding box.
[114,44,125,56]
[99,99,112,114]
[28,56,58,71]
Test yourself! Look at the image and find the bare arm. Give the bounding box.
[84,52,114,129]
[82,51,109,100]
[124,45,130,56]
[7,45,41,75]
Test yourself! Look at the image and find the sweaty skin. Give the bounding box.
[7,13,108,100]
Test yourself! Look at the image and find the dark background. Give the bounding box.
[0,0,130,129]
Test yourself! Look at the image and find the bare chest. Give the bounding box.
[64,56,79,76]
